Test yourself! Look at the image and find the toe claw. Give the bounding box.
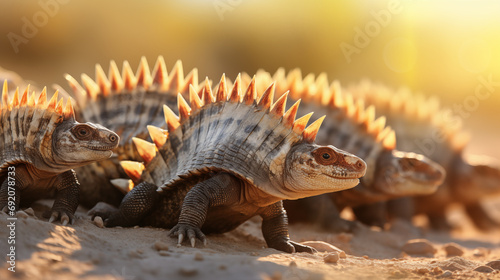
[190,237,196,248]
[178,233,184,246]
[48,213,57,223]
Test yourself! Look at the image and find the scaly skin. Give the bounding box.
[244,69,445,232]
[89,76,367,253]
[0,82,119,224]
[347,81,500,230]
[64,57,200,208]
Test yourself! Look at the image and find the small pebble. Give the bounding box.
[474,266,494,273]
[16,210,28,219]
[473,248,488,257]
[339,251,347,258]
[158,251,170,256]
[289,261,297,267]
[24,208,35,216]
[178,266,198,276]
[337,233,353,243]
[133,225,139,229]
[93,216,104,228]
[250,252,259,256]
[324,252,340,263]
[194,253,203,261]
[416,268,429,275]
[154,241,169,251]
[219,265,227,270]
[402,239,436,256]
[486,260,500,270]
[128,250,142,258]
[362,255,370,259]
[443,243,464,257]
[432,267,443,275]
[440,270,453,278]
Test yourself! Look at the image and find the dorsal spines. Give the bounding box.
[163,104,180,132]
[189,85,203,112]
[303,115,325,143]
[95,63,110,96]
[215,74,227,102]
[132,137,156,164]
[270,91,288,117]
[177,93,191,122]
[257,82,275,110]
[147,125,168,148]
[283,100,301,128]
[229,74,242,103]
[109,60,124,92]
[122,61,137,91]
[136,56,152,88]
[152,56,168,89]
[243,77,256,105]
[201,77,214,104]
[120,161,144,182]
[292,112,313,134]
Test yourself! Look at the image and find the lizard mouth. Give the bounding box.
[327,172,364,180]
[85,145,117,151]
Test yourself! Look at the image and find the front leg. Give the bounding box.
[46,170,80,225]
[169,173,242,247]
[260,201,316,254]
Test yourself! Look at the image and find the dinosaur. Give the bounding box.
[0,81,119,225]
[242,69,446,232]
[63,56,199,207]
[88,76,367,253]
[346,81,500,230]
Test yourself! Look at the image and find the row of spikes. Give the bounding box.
[1,80,75,120]
[241,69,396,150]
[347,80,469,151]
[119,75,327,183]
[64,56,199,106]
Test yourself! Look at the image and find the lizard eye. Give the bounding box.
[72,125,92,140]
[313,147,337,165]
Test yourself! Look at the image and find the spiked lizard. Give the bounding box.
[0,81,119,224]
[243,69,446,231]
[347,81,500,230]
[89,77,367,253]
[64,56,199,207]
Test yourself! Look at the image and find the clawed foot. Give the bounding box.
[43,209,74,226]
[169,223,207,247]
[267,237,317,253]
[87,202,121,227]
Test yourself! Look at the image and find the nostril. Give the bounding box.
[356,160,365,170]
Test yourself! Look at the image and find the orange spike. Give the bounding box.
[20,86,29,106]
[201,77,214,104]
[243,77,256,105]
[215,74,227,102]
[189,85,203,112]
[28,91,36,107]
[147,125,168,148]
[182,68,198,94]
[163,104,180,132]
[136,56,152,88]
[302,115,325,143]
[292,112,313,134]
[1,80,8,109]
[229,74,242,103]
[371,116,386,136]
[109,60,124,92]
[10,88,19,108]
[382,130,396,150]
[283,99,301,128]
[132,137,157,164]
[120,161,145,182]
[152,56,168,88]
[177,93,191,122]
[270,91,288,117]
[64,74,86,104]
[47,90,59,110]
[257,82,275,109]
[122,60,137,91]
[55,98,64,115]
[110,179,135,194]
[63,98,75,119]
[81,73,99,100]
[38,87,48,106]
[95,64,110,96]
[168,60,184,92]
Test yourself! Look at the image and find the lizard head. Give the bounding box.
[53,121,119,167]
[372,150,445,196]
[282,143,367,199]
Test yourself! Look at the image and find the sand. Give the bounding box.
[1,198,500,280]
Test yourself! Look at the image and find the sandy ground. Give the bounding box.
[1,198,500,280]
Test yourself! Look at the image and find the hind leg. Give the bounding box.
[465,202,500,231]
[89,182,158,227]
[0,167,23,214]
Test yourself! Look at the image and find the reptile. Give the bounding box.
[88,76,367,253]
[63,56,199,207]
[242,69,446,231]
[346,81,500,230]
[0,81,119,225]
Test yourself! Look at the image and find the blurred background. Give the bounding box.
[0,0,498,158]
